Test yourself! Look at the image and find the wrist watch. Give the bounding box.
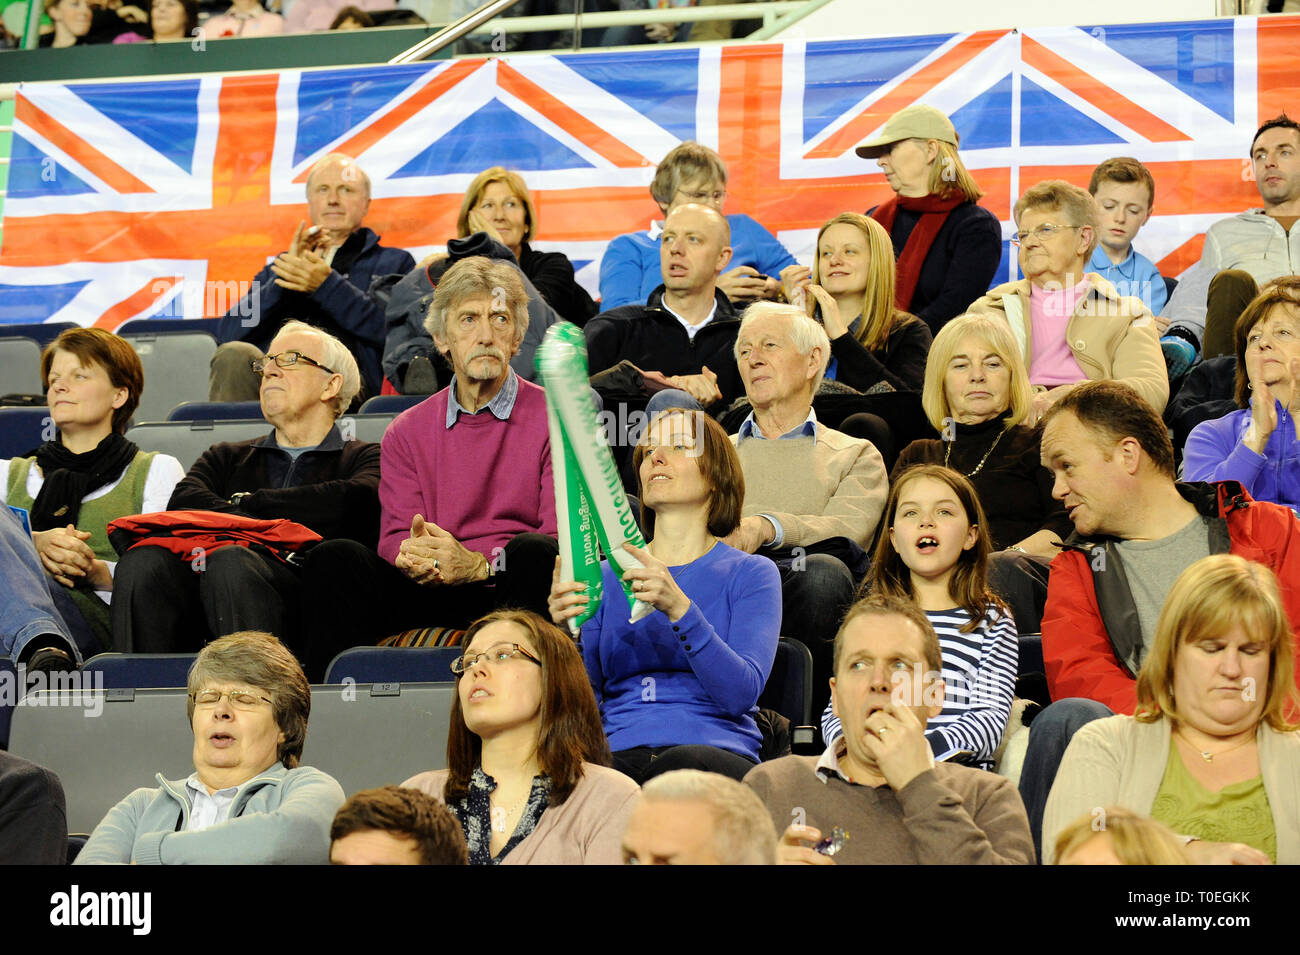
[229,492,251,506]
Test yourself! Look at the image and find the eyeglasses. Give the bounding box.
[1011,223,1080,247]
[190,688,273,709]
[250,350,336,377]
[450,642,542,675]
[675,187,727,205]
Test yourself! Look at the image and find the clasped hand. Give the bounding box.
[32,524,110,590]
[395,514,483,586]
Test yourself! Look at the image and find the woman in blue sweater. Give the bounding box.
[549,409,781,783]
[1184,278,1300,513]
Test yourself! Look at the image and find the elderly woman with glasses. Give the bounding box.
[403,610,639,865]
[76,631,345,865]
[598,141,797,310]
[456,166,596,326]
[968,180,1168,422]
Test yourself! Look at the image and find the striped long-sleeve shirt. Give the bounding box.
[821,606,1019,770]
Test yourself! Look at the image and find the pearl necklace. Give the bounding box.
[943,426,1006,478]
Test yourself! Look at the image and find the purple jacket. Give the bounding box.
[1184,403,1300,514]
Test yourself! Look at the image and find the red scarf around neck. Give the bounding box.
[871,193,965,311]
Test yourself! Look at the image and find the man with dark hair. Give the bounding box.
[296,257,558,682]
[1162,114,1300,361]
[1019,379,1300,854]
[213,153,415,401]
[742,594,1034,865]
[330,786,467,865]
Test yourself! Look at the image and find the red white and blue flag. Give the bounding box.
[2,15,1298,329]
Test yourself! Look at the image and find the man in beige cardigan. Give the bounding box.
[724,301,888,718]
[967,180,1168,421]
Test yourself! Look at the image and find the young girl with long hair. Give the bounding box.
[820,464,1018,769]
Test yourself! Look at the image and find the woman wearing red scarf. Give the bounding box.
[855,105,1003,336]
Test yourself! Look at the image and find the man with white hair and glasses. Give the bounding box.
[111,321,381,653]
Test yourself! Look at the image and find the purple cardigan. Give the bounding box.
[1184,403,1300,514]
[377,379,557,564]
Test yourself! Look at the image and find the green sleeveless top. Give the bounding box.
[6,450,157,562]
[7,450,158,648]
[1151,738,1277,862]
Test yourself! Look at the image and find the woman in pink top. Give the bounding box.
[403,610,639,865]
[967,180,1167,420]
[202,0,283,37]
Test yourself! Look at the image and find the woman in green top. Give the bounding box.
[1,327,183,669]
[1042,554,1300,864]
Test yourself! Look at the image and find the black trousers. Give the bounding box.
[612,744,759,784]
[110,544,302,653]
[295,533,559,682]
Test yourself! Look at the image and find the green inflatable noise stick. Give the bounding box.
[536,322,653,635]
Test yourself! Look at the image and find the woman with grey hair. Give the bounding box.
[967,179,1168,420]
[76,631,344,865]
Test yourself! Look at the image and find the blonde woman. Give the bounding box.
[853,104,1002,334]
[1043,554,1300,864]
[780,212,932,396]
[457,166,596,325]
[1053,807,1189,865]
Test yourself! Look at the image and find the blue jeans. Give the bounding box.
[1018,697,1113,861]
[0,507,78,664]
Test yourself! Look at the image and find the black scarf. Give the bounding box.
[29,433,139,532]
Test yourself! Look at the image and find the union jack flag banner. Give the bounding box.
[2,15,1298,329]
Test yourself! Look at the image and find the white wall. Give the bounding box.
[774,0,1222,41]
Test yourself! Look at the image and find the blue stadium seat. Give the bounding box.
[120,331,218,423]
[323,646,461,685]
[66,834,89,864]
[358,394,426,415]
[0,322,75,348]
[0,336,44,395]
[168,400,263,422]
[1018,634,1044,677]
[758,637,813,728]
[81,653,197,689]
[0,407,51,459]
[116,318,223,339]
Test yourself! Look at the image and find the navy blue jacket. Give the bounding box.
[217,227,414,397]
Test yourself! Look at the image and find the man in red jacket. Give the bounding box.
[1020,380,1300,853]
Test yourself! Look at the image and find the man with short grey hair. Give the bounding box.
[112,321,381,653]
[213,152,415,402]
[728,301,888,719]
[621,769,777,865]
[295,256,559,682]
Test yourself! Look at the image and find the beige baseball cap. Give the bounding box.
[854,105,959,159]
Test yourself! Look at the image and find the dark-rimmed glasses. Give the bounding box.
[250,350,336,376]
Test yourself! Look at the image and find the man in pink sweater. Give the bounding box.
[296,258,558,680]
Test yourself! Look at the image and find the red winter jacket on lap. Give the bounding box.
[1043,481,1300,714]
